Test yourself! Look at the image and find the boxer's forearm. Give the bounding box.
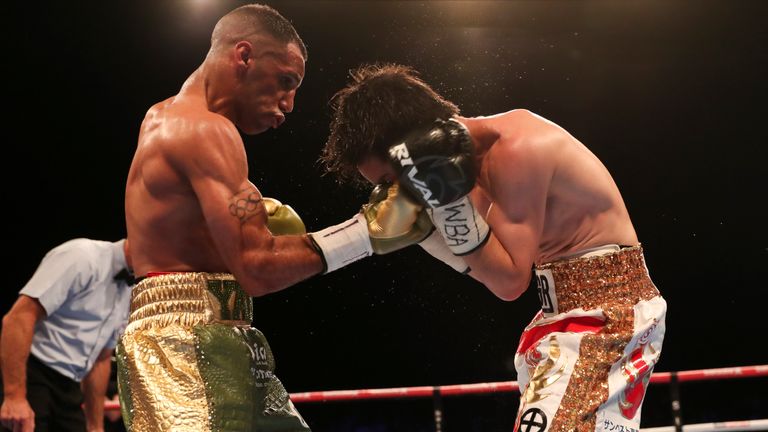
[82,350,111,432]
[206,186,324,297]
[238,234,324,297]
[462,233,532,301]
[0,312,37,398]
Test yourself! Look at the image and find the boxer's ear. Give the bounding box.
[234,41,253,68]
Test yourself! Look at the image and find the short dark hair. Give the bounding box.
[212,4,307,60]
[321,64,459,184]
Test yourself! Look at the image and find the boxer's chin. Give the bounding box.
[239,121,270,136]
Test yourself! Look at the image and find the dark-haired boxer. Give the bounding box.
[121,6,431,432]
[321,63,666,432]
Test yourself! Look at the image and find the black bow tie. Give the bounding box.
[114,268,136,285]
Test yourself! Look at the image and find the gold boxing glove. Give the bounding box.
[262,197,306,235]
[308,183,433,273]
[363,183,433,254]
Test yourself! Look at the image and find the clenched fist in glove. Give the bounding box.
[309,183,432,273]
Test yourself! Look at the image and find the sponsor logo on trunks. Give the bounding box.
[253,369,274,381]
[638,319,659,345]
[206,279,250,320]
[252,342,268,362]
[601,418,639,432]
[619,320,660,420]
[515,408,548,432]
[534,270,557,315]
[251,340,274,385]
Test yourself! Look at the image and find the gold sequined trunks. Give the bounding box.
[514,246,666,432]
[534,246,659,316]
[116,272,310,432]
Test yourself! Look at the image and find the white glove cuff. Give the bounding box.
[418,229,470,273]
[309,213,373,273]
[431,196,490,256]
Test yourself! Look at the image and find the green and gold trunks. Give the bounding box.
[117,272,310,432]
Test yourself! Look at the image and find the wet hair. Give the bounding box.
[321,63,459,185]
[211,4,307,60]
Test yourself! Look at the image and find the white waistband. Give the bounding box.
[557,244,621,261]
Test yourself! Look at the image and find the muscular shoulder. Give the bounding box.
[491,110,576,169]
[493,110,571,146]
[152,101,239,149]
[145,100,246,176]
[477,110,572,201]
[485,111,559,163]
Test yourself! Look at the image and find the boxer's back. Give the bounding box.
[480,110,639,264]
[126,97,229,276]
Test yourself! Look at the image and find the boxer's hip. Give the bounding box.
[117,272,309,432]
[533,245,660,318]
[513,246,666,432]
[125,272,253,333]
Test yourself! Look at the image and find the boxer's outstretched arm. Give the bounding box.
[462,139,550,300]
[173,116,323,296]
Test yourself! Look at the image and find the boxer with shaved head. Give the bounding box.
[122,7,430,432]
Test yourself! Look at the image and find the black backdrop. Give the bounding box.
[4,1,767,430]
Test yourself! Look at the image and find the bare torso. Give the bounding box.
[125,33,317,296]
[125,95,235,276]
[465,110,638,266]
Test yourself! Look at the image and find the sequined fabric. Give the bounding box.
[514,246,666,432]
[117,272,310,432]
[547,306,635,432]
[537,246,659,314]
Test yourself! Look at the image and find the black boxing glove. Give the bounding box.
[387,118,476,208]
[388,119,490,256]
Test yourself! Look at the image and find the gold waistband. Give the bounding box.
[536,246,659,313]
[125,272,253,334]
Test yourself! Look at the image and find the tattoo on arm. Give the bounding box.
[229,189,263,224]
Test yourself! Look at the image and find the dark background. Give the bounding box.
[4,1,767,430]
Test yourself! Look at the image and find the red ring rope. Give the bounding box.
[289,364,768,403]
[103,364,767,410]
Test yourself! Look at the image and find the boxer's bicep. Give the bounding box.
[466,142,549,298]
[465,202,540,299]
[178,122,272,269]
[175,122,321,294]
[488,167,547,269]
[193,174,323,295]
[197,177,271,253]
[194,176,266,240]
[224,183,266,226]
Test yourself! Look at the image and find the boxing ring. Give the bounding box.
[104,364,768,431]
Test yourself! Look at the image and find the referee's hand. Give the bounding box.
[0,397,35,432]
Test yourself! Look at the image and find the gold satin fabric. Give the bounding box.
[118,272,252,432]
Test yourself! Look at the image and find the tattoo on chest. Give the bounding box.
[229,189,262,224]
